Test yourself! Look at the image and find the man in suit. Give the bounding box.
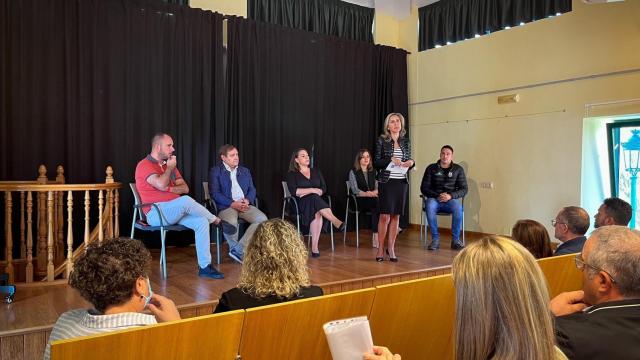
[552,206,590,256]
[209,144,267,263]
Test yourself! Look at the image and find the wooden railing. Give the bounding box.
[0,165,122,283]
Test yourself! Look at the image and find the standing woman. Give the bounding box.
[374,113,414,262]
[287,148,345,257]
[348,149,380,248]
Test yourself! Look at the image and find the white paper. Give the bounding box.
[323,316,373,360]
[386,162,408,175]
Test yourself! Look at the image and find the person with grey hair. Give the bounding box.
[550,225,640,359]
[552,206,590,256]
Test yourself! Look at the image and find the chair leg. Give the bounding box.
[216,227,221,265]
[355,211,360,248]
[462,208,465,245]
[329,218,334,252]
[420,206,424,245]
[160,229,167,279]
[343,202,349,245]
[130,210,137,239]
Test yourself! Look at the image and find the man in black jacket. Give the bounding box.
[420,145,468,250]
[550,226,640,359]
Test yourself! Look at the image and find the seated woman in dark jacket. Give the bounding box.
[214,219,323,313]
[348,149,380,248]
[286,148,345,257]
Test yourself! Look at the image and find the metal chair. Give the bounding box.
[281,181,334,251]
[130,183,190,278]
[419,194,465,246]
[343,181,374,247]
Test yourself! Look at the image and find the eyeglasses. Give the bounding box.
[550,219,566,227]
[574,253,617,284]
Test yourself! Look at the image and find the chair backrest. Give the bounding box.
[345,180,351,195]
[202,181,211,202]
[282,181,292,198]
[538,253,583,298]
[369,275,455,360]
[129,182,142,205]
[239,288,376,360]
[51,310,245,360]
[129,183,147,222]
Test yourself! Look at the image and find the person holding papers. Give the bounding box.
[373,113,414,262]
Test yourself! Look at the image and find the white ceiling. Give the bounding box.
[342,0,440,20]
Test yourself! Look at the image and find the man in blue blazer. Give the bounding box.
[209,144,267,263]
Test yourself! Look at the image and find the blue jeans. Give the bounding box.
[425,197,463,243]
[146,196,217,269]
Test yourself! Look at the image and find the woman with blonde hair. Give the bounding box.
[214,219,323,312]
[373,113,414,262]
[452,235,567,360]
[511,219,553,259]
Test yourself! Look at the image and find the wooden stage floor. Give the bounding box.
[1,228,478,334]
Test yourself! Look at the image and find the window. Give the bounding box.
[606,120,640,228]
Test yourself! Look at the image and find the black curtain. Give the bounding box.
[248,0,374,43]
[224,17,408,226]
[418,0,572,51]
[1,0,223,240]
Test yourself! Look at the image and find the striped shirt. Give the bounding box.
[44,309,156,359]
[389,147,406,179]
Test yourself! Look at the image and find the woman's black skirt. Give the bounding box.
[378,179,407,215]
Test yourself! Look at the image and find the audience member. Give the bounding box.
[214,219,323,312]
[373,113,414,262]
[453,235,566,360]
[552,206,590,256]
[135,132,234,279]
[348,149,380,248]
[511,219,553,258]
[209,144,268,263]
[551,225,640,359]
[420,145,467,251]
[286,148,345,258]
[594,197,632,227]
[44,238,180,360]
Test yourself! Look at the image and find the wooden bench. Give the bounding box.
[538,253,583,297]
[370,274,455,360]
[239,288,376,360]
[51,310,244,360]
[49,254,583,360]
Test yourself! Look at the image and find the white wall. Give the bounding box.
[406,0,640,236]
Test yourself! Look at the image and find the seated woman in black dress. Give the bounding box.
[286,148,345,257]
[348,149,380,248]
[214,219,323,313]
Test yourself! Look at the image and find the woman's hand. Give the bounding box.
[364,346,400,360]
[391,157,402,166]
[401,160,414,168]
